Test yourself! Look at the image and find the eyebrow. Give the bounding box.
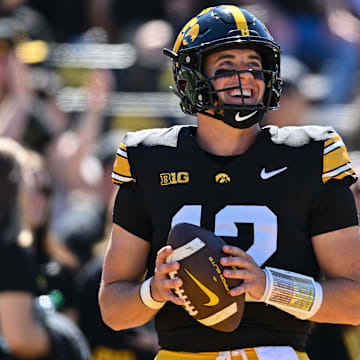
[213,53,262,64]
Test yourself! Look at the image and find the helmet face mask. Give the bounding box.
[164,5,282,129]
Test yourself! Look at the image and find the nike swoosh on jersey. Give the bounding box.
[235,110,257,122]
[260,166,288,180]
[184,268,219,306]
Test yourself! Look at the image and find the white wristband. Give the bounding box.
[262,267,323,320]
[139,277,166,310]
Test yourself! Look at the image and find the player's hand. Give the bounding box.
[220,245,266,300]
[150,245,185,306]
[84,69,113,113]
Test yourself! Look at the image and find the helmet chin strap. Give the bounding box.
[200,108,266,129]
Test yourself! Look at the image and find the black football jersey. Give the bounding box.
[112,125,358,352]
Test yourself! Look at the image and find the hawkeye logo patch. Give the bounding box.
[160,171,190,186]
[215,173,231,183]
[184,268,219,306]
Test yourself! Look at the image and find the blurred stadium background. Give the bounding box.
[2,0,359,143]
[0,0,359,359]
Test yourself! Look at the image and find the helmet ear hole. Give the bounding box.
[196,90,210,108]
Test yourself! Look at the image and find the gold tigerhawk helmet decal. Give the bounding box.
[173,7,212,53]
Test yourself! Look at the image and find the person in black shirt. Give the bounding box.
[0,137,51,358]
[0,138,91,360]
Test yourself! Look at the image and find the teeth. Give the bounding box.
[229,88,252,97]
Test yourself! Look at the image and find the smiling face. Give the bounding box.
[203,48,266,107]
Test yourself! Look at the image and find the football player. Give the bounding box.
[99,5,360,360]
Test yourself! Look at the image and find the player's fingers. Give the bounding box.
[220,255,250,268]
[222,246,255,264]
[223,268,253,280]
[221,256,259,273]
[154,261,180,279]
[168,291,185,306]
[229,282,249,296]
[156,245,173,265]
[163,278,185,305]
[155,245,180,278]
[154,276,182,291]
[222,245,247,257]
[151,277,184,305]
[228,274,266,299]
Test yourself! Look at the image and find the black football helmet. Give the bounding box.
[163,5,282,129]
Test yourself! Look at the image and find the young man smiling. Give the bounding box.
[99,5,360,360]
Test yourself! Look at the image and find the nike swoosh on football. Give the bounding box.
[260,166,288,180]
[184,268,219,306]
[235,110,257,122]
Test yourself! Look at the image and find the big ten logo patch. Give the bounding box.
[160,171,190,186]
[92,346,136,360]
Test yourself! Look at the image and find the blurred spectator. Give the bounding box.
[28,0,165,44]
[50,69,113,191]
[162,0,215,34]
[19,149,81,320]
[0,0,53,42]
[27,0,87,42]
[0,137,91,360]
[0,17,68,155]
[110,1,166,43]
[115,19,174,92]
[59,127,159,359]
[49,69,114,247]
[0,137,51,359]
[258,0,360,105]
[53,128,124,269]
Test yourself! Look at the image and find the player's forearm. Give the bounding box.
[310,278,360,325]
[98,280,158,331]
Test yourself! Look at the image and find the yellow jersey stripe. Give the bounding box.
[92,346,136,360]
[155,348,308,359]
[324,134,341,148]
[245,348,260,360]
[323,146,350,173]
[322,132,357,183]
[323,168,356,183]
[113,153,131,177]
[224,5,249,35]
[111,171,133,184]
[324,138,344,155]
[112,144,133,184]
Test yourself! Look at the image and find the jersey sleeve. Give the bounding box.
[112,183,153,242]
[322,132,357,185]
[310,184,358,236]
[112,142,134,185]
[310,132,359,235]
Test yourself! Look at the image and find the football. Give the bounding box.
[166,222,245,332]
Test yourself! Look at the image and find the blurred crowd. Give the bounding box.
[0,0,359,359]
